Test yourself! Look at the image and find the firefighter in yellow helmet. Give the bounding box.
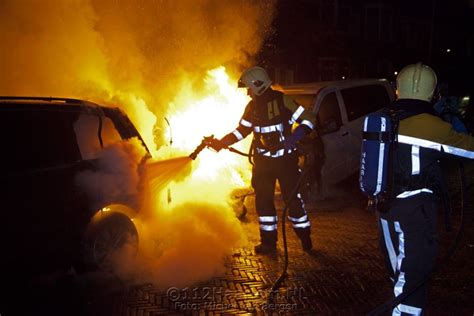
[209,66,316,255]
[378,62,474,314]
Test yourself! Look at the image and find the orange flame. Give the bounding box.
[150,66,252,210]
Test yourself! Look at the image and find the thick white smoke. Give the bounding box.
[1,0,276,289]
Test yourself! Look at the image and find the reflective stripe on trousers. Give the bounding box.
[288,213,310,229]
[380,219,421,316]
[259,215,278,232]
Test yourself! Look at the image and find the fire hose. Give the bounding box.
[366,162,468,315]
[189,135,312,308]
[189,135,254,160]
[267,166,312,307]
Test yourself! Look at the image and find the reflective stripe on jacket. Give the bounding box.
[225,89,315,157]
[391,99,474,198]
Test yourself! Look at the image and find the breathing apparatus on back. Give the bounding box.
[359,62,438,212]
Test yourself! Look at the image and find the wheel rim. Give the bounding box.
[91,224,138,267]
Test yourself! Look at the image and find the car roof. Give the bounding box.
[273,78,391,95]
[0,96,119,114]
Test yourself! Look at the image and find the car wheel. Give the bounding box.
[83,212,138,270]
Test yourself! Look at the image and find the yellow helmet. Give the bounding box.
[238,66,272,96]
[396,62,437,102]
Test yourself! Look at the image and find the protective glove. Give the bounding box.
[207,133,237,152]
[283,125,307,151]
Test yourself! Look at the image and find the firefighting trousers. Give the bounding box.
[378,193,438,316]
[251,153,311,245]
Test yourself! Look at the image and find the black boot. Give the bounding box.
[254,243,277,255]
[301,238,313,252]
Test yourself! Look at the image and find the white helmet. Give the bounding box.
[238,66,272,96]
[396,62,437,102]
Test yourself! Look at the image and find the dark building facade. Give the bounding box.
[259,0,474,94]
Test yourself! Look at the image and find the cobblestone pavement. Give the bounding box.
[11,167,474,316]
[90,188,473,315]
[106,200,390,315]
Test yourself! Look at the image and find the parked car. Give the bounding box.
[275,79,396,199]
[0,96,150,279]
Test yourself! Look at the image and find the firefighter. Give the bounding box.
[209,66,316,255]
[379,62,474,315]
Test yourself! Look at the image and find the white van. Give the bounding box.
[275,79,396,199]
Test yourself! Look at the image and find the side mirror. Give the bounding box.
[321,117,340,134]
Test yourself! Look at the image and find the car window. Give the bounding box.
[317,92,342,133]
[1,109,82,172]
[341,85,390,121]
[102,116,123,146]
[74,114,123,160]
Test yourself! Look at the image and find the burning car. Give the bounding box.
[0,96,150,278]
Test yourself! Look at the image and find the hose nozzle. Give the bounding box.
[189,135,216,160]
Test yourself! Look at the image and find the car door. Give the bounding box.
[0,108,89,272]
[314,90,352,185]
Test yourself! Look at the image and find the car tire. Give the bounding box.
[82,212,138,271]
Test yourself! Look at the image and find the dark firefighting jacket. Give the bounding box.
[222,88,315,158]
[390,99,474,198]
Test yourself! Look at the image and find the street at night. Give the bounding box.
[1,0,474,315]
